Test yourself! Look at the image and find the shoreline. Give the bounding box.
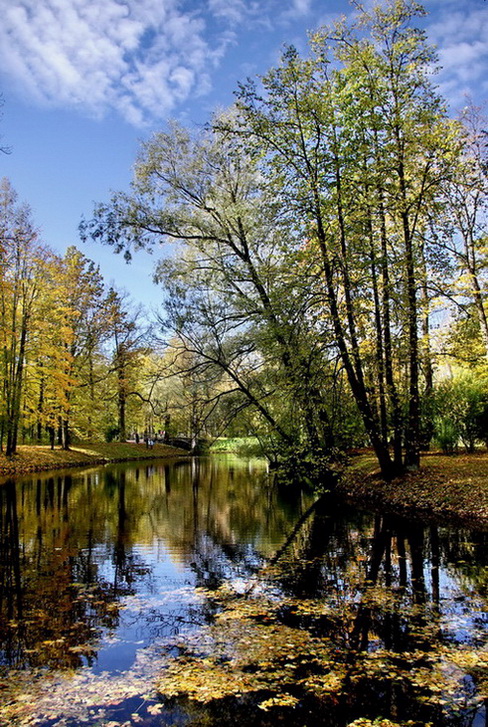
[2,445,488,529]
[338,450,488,529]
[0,442,189,479]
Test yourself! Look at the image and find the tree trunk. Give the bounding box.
[403,209,420,470]
[466,233,488,355]
[37,367,45,442]
[419,237,434,450]
[312,189,397,479]
[369,231,388,445]
[5,313,28,456]
[117,346,127,442]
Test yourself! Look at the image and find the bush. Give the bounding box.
[434,417,459,454]
[209,436,265,457]
[104,426,120,443]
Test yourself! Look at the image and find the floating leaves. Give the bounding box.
[347,720,419,727]
[156,579,488,725]
[258,693,299,710]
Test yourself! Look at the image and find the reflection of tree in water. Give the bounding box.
[0,481,22,666]
[189,466,251,591]
[0,471,151,670]
[159,494,488,727]
[0,458,281,673]
[184,458,311,594]
[104,470,153,597]
[270,500,488,726]
[2,459,488,726]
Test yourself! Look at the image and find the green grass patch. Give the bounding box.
[209,437,264,457]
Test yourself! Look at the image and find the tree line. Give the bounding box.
[81,0,488,479]
[0,174,238,456]
[0,177,157,455]
[2,0,487,478]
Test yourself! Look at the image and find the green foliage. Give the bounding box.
[104,425,120,442]
[433,417,459,454]
[446,309,487,366]
[82,0,477,478]
[474,400,488,446]
[4,0,488,476]
[209,437,265,457]
[433,375,488,453]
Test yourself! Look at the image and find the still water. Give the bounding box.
[0,455,487,726]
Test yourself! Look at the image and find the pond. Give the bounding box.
[0,455,487,727]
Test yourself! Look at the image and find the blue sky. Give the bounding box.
[0,0,487,310]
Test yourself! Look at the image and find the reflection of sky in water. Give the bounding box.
[85,523,488,676]
[90,543,201,673]
[434,563,488,645]
[88,535,269,674]
[2,458,488,727]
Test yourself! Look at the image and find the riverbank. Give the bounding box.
[339,450,488,527]
[1,444,488,528]
[0,441,188,478]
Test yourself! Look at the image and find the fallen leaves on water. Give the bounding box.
[347,721,421,727]
[0,641,168,727]
[157,580,488,725]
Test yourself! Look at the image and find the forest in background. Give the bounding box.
[2,0,488,479]
[0,185,201,456]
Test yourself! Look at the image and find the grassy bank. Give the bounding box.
[0,441,187,478]
[339,450,488,527]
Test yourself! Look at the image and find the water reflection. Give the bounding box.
[246,503,488,727]
[0,457,487,727]
[0,456,296,673]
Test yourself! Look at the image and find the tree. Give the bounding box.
[0,178,43,455]
[440,103,488,355]
[0,95,11,157]
[104,288,149,442]
[432,374,488,453]
[0,181,157,451]
[232,0,458,475]
[82,117,341,469]
[83,0,468,480]
[53,247,106,448]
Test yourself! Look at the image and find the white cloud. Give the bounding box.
[3,0,482,127]
[0,0,228,126]
[286,0,312,19]
[208,0,249,25]
[426,4,488,110]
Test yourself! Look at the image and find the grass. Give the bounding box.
[0,441,187,478]
[209,436,264,457]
